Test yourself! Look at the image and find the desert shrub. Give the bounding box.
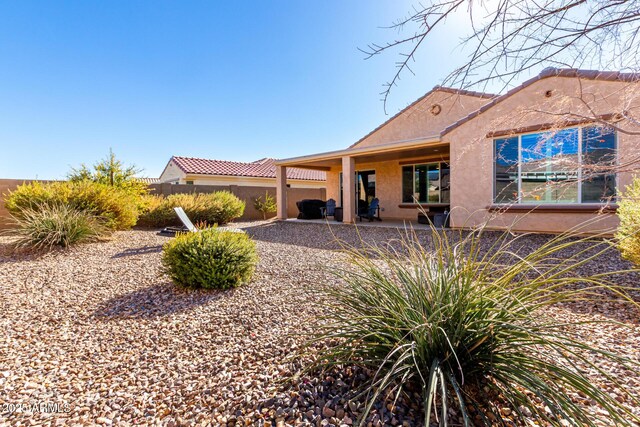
[8,204,107,250]
[313,228,640,426]
[136,194,170,227]
[161,228,257,289]
[617,177,640,265]
[137,191,245,227]
[5,181,140,230]
[67,149,149,196]
[253,192,277,220]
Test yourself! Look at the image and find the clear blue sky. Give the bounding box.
[0,1,485,179]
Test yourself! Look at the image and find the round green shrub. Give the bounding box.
[197,191,245,225]
[161,228,257,289]
[5,180,140,230]
[137,191,245,227]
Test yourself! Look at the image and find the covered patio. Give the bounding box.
[283,217,442,231]
[275,136,451,224]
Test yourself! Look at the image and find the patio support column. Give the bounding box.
[342,156,355,223]
[276,165,287,220]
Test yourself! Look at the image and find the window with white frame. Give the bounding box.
[494,126,617,204]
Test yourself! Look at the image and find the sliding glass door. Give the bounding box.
[356,170,376,214]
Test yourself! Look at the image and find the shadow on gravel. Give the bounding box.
[111,244,163,258]
[242,221,433,253]
[93,281,227,319]
[0,240,61,264]
[242,221,640,323]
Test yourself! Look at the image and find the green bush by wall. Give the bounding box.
[5,180,141,230]
[138,191,245,227]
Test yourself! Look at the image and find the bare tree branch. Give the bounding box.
[366,0,640,110]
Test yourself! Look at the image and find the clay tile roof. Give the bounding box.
[136,177,159,184]
[441,67,640,137]
[170,156,326,181]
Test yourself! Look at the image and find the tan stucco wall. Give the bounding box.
[158,160,184,184]
[353,92,491,149]
[447,76,640,233]
[326,156,449,221]
[0,179,56,230]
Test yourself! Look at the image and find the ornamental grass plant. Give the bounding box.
[312,223,640,426]
[8,204,108,250]
[5,180,140,230]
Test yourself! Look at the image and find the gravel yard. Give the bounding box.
[1,221,639,426]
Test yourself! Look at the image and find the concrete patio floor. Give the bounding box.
[283,217,440,230]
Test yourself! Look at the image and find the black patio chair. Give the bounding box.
[358,198,381,222]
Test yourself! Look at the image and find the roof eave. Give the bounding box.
[182,172,325,182]
[276,135,442,167]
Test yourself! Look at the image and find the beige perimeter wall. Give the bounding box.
[0,180,326,229]
[150,183,326,221]
[0,179,55,230]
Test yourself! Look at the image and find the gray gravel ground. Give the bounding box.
[0,220,638,427]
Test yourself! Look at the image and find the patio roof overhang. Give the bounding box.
[275,135,445,170]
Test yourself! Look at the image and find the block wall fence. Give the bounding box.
[0,179,326,229]
[147,183,326,221]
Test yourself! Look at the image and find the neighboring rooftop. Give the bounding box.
[136,177,159,184]
[170,156,326,181]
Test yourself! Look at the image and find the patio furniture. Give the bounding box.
[296,199,326,219]
[158,207,198,236]
[334,207,343,222]
[323,199,336,218]
[159,207,245,236]
[358,198,381,222]
[418,209,450,228]
[417,212,430,224]
[433,213,445,228]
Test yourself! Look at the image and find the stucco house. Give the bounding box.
[275,68,640,233]
[159,156,325,189]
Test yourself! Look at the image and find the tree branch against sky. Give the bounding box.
[362,0,640,112]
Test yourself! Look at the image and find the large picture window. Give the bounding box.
[402,162,450,204]
[493,126,616,204]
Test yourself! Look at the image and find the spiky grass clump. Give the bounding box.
[9,204,108,250]
[314,227,639,426]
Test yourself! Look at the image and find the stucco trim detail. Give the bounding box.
[486,113,621,138]
[441,68,640,137]
[487,204,618,213]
